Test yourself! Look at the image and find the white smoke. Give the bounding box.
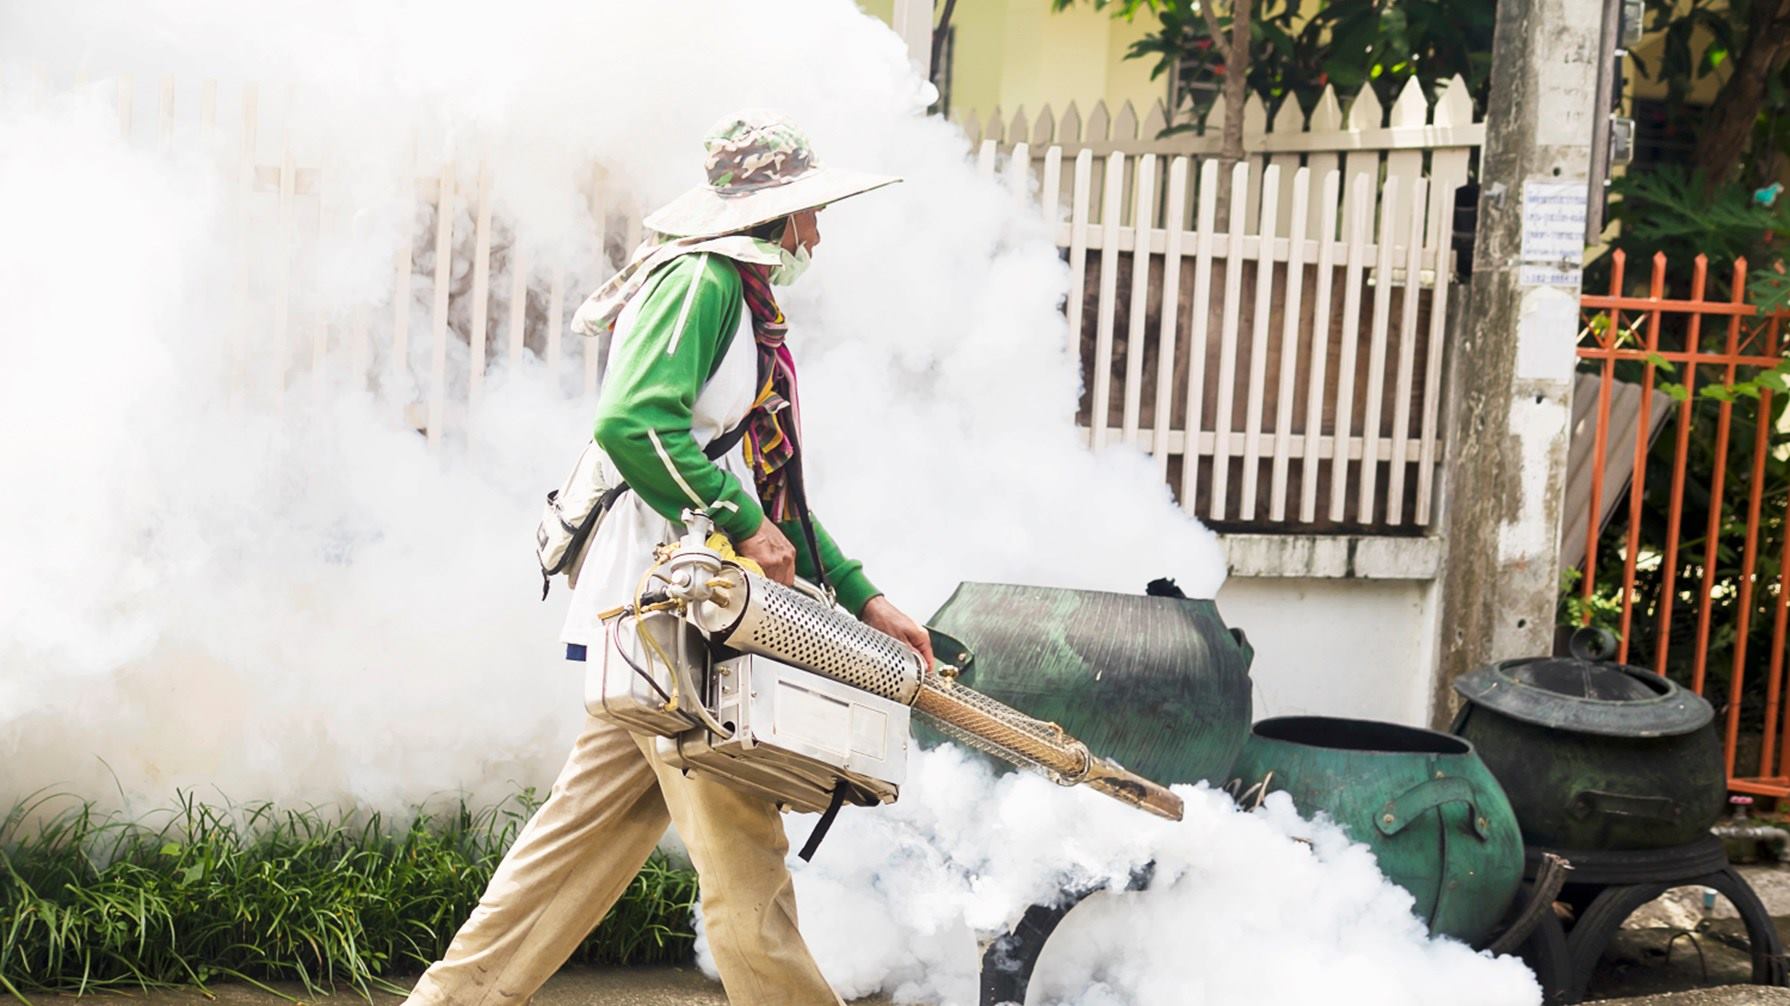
[773,747,1541,1005]
[0,3,1535,1003]
[0,0,1222,808]
[0,88,587,809]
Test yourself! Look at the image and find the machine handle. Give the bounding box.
[1566,788,1682,822]
[1229,627,1255,669]
[1568,626,1620,662]
[788,575,834,607]
[1377,776,1493,842]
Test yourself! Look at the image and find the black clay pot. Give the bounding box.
[1452,647,1725,851]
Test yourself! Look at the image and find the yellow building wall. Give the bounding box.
[1627,10,1728,108]
[857,0,1727,126]
[858,0,1169,126]
[955,2,1167,125]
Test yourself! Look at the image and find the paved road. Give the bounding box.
[35,967,896,1005]
[28,960,1790,1005]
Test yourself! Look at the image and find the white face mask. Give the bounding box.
[770,242,811,286]
[769,214,813,286]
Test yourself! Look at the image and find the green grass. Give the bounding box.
[0,790,699,1002]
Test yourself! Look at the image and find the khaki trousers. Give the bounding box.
[403,714,842,1006]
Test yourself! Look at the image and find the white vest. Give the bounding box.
[558,279,761,648]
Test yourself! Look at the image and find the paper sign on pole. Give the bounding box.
[1519,181,1588,287]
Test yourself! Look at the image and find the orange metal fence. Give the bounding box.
[1578,251,1790,797]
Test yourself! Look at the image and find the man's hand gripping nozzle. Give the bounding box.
[656,511,1185,823]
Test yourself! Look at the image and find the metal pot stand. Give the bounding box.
[1451,631,1784,1001]
[973,855,1580,1005]
[977,867,1152,1006]
[1516,836,1786,1004]
[971,840,1785,1006]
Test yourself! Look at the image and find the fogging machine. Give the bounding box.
[588,511,1183,842]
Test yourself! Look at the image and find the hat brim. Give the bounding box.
[642,166,901,239]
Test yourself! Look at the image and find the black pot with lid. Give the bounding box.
[1451,630,1725,851]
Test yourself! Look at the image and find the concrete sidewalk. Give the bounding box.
[1600,992,1790,1005]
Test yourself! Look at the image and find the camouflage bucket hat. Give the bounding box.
[642,109,901,239]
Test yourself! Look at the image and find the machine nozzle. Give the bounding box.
[1080,758,1185,822]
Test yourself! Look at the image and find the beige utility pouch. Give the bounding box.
[535,442,617,599]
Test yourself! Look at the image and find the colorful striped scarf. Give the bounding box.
[737,262,802,522]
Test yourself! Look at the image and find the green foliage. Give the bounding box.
[1090,0,1305,123]
[1651,354,1790,406]
[1294,0,1493,99]
[1593,167,1790,316]
[1631,0,1739,109]
[0,792,700,1000]
[1608,168,1790,278]
[1558,567,1626,637]
[1052,0,1494,121]
[1061,0,1786,183]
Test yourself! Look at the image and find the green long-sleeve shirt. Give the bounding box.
[590,252,881,615]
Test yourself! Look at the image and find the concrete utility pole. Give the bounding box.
[1429,0,1606,726]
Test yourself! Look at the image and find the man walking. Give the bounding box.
[403,111,932,1006]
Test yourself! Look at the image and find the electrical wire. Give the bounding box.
[605,614,675,706]
[603,606,735,740]
[605,541,738,742]
[630,554,682,709]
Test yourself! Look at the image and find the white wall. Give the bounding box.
[1216,574,1442,728]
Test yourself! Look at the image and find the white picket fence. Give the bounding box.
[959,76,1481,248]
[78,73,632,449]
[968,76,1482,530]
[67,70,1478,534]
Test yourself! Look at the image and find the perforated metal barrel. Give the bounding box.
[921,582,1255,787]
[691,567,923,704]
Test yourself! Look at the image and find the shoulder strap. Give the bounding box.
[783,445,832,599]
[542,416,757,602]
[797,780,850,862]
[703,414,754,463]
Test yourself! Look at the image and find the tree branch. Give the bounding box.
[931,0,959,79]
[1198,0,1232,60]
[1219,0,1252,163]
[1694,0,1790,184]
